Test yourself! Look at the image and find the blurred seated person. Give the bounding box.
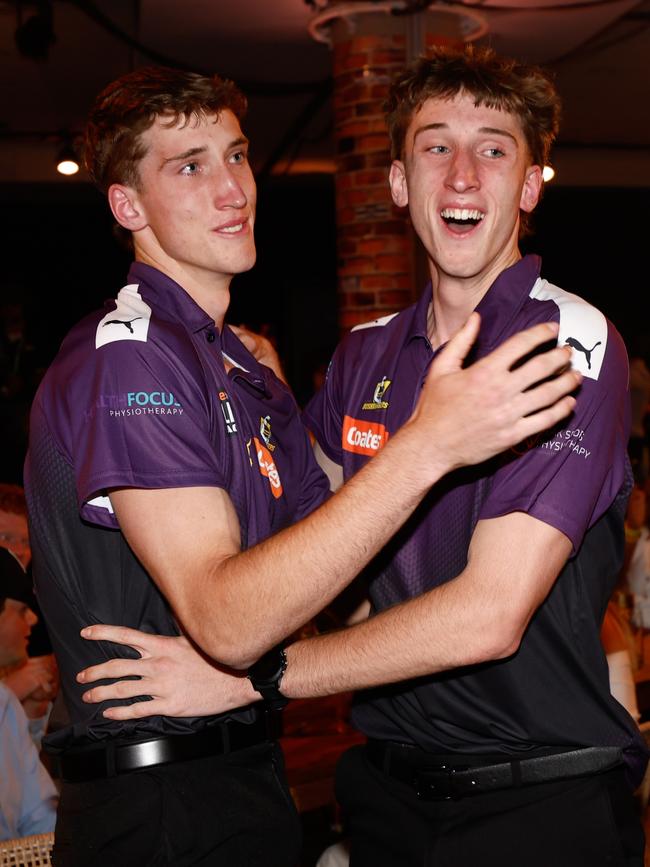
[0,488,58,742]
[0,548,57,839]
[602,602,640,723]
[625,480,650,631]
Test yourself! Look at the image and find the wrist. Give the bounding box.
[247,645,288,710]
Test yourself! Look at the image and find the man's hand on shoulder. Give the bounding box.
[406,315,580,475]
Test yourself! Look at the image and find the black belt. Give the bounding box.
[56,711,281,783]
[366,740,623,801]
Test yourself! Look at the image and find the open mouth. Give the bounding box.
[440,208,485,234]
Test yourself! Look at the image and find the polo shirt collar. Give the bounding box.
[125,262,269,390]
[409,254,542,353]
[127,262,215,335]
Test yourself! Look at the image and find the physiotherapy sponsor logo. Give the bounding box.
[362,376,391,411]
[86,390,184,420]
[511,426,592,460]
[342,416,389,456]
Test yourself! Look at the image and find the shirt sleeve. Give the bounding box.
[303,349,346,466]
[0,686,57,839]
[65,328,227,527]
[479,320,630,552]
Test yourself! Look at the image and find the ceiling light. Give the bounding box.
[56,143,80,177]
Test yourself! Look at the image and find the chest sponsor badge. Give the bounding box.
[218,391,238,436]
[342,416,389,456]
[362,376,391,411]
[253,437,283,498]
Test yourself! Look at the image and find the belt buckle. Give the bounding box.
[414,764,462,801]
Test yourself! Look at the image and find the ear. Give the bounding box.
[389,161,409,208]
[520,165,543,214]
[107,184,148,232]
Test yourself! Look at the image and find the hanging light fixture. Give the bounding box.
[56,141,80,176]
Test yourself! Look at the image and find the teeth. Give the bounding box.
[440,208,484,221]
[220,223,244,233]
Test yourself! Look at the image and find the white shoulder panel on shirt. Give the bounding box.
[95,284,152,348]
[529,278,608,381]
[351,311,400,332]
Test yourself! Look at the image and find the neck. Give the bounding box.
[427,251,522,348]
[134,239,231,330]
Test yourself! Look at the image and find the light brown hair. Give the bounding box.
[84,66,247,193]
[385,45,560,168]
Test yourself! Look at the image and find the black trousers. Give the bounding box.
[53,742,300,867]
[335,745,645,867]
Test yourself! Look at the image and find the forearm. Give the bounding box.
[188,424,447,667]
[280,576,497,698]
[280,513,572,698]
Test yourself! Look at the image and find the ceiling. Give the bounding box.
[1,0,649,186]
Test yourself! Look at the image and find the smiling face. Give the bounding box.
[389,92,542,296]
[109,109,257,296]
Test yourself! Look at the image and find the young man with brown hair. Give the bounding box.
[24,63,577,865]
[80,48,646,865]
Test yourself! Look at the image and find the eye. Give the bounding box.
[180,161,200,175]
[230,149,247,165]
[428,145,449,155]
[484,147,505,158]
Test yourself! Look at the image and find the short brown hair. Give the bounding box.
[84,66,248,193]
[385,45,560,167]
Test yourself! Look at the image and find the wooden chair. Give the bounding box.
[0,832,53,867]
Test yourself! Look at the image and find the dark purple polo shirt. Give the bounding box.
[304,255,646,784]
[25,262,329,749]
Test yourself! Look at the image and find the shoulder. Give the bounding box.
[335,305,414,364]
[528,278,625,383]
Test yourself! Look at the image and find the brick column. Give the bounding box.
[309,3,485,331]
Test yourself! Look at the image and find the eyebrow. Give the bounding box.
[413,123,519,146]
[161,146,207,168]
[160,137,249,169]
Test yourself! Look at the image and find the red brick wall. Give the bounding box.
[332,32,415,332]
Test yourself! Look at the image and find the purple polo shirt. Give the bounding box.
[304,255,646,784]
[25,262,329,749]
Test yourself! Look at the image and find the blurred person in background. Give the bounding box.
[0,547,57,840]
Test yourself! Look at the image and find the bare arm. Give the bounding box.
[109,318,579,668]
[279,512,572,697]
[78,512,570,717]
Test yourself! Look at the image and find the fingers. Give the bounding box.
[80,624,157,654]
[484,321,559,371]
[516,368,581,418]
[81,679,148,705]
[430,312,481,376]
[512,395,577,443]
[102,700,165,721]
[77,657,145,684]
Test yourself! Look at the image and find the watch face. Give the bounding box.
[249,647,287,688]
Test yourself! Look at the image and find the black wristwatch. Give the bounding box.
[247,645,288,710]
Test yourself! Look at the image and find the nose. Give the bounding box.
[25,606,38,628]
[214,168,248,210]
[445,148,480,194]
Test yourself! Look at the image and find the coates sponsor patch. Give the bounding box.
[342,416,389,456]
[253,437,283,498]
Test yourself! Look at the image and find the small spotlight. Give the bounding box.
[543,165,555,183]
[56,143,80,177]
